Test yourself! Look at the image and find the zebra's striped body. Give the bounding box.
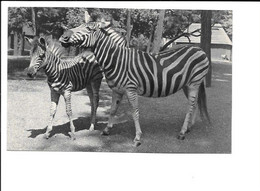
[46,51,102,92]
[59,22,211,146]
[26,36,103,139]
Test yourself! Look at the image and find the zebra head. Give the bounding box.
[26,36,48,78]
[59,21,111,48]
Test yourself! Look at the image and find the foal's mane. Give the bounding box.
[30,36,65,58]
[46,39,65,58]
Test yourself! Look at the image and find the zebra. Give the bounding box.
[59,21,211,147]
[26,36,104,140]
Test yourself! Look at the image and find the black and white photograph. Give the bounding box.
[7,6,232,152]
[2,1,260,191]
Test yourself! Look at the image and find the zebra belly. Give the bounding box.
[103,77,125,94]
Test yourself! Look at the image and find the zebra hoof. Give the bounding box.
[101,128,110,136]
[186,128,191,133]
[44,133,50,139]
[89,124,94,131]
[177,133,185,140]
[69,133,76,140]
[133,140,141,147]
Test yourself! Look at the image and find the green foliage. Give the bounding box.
[8,7,31,31]
[36,7,67,37]
[66,8,88,27]
[8,7,233,54]
[164,10,201,38]
[212,10,232,40]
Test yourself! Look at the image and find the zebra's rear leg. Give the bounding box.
[86,80,101,131]
[86,84,94,131]
[45,90,60,139]
[182,86,198,134]
[178,85,199,140]
[63,90,76,140]
[126,89,142,147]
[101,91,123,135]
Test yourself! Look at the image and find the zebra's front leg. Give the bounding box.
[45,90,60,139]
[178,86,199,140]
[101,91,123,135]
[126,89,142,147]
[63,90,76,140]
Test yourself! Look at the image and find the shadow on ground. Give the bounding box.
[27,116,108,139]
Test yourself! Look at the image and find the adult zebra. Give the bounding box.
[26,36,104,140]
[59,21,211,146]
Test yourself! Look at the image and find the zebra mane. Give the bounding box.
[101,26,127,45]
[46,39,65,58]
[30,37,43,54]
[30,36,65,58]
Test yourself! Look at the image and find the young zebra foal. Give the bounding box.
[26,36,103,140]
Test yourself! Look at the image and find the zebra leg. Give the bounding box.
[178,85,199,140]
[63,90,76,140]
[126,89,142,147]
[90,80,101,130]
[101,91,123,135]
[45,89,60,139]
[86,84,95,131]
[183,86,198,133]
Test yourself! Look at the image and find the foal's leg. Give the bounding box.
[45,89,60,139]
[102,91,123,135]
[178,85,199,140]
[63,90,76,140]
[126,89,142,147]
[86,83,95,131]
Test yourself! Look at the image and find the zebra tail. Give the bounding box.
[197,81,211,126]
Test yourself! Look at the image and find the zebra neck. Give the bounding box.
[44,53,60,82]
[94,34,122,70]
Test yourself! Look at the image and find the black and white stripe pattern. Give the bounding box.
[59,22,211,146]
[26,36,103,139]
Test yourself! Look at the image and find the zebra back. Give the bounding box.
[35,37,103,92]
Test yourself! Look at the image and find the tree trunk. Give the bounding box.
[13,30,23,56]
[126,9,131,48]
[151,9,165,54]
[31,7,37,36]
[201,10,212,87]
[13,31,19,56]
[18,32,25,55]
[146,25,154,53]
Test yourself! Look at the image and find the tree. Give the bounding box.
[212,10,232,40]
[201,10,212,87]
[151,9,165,54]
[8,7,31,55]
[126,9,131,48]
[31,7,37,36]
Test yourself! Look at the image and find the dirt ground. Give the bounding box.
[7,62,231,153]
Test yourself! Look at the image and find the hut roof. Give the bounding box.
[175,23,232,46]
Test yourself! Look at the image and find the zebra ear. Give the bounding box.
[100,21,111,29]
[25,37,33,45]
[85,11,91,23]
[61,24,69,31]
[38,37,47,50]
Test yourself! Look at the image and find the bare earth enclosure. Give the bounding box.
[7,61,231,153]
